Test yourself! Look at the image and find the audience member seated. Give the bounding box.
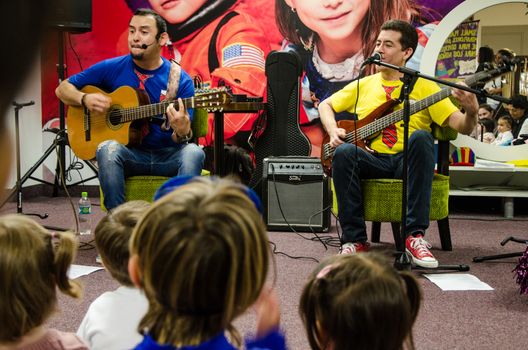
[299,253,421,350]
[77,201,151,350]
[509,95,528,143]
[492,115,514,146]
[0,215,87,350]
[475,46,495,105]
[128,177,286,350]
[470,103,496,139]
[483,48,515,110]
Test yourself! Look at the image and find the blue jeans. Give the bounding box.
[96,140,205,210]
[332,130,435,244]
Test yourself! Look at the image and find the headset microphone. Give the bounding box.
[141,41,156,49]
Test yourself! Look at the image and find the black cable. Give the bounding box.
[67,32,84,71]
[268,240,319,263]
[79,239,96,251]
[270,163,329,250]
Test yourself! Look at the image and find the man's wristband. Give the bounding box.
[172,129,193,143]
[80,93,88,108]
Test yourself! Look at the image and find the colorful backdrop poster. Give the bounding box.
[435,20,479,80]
[41,0,465,127]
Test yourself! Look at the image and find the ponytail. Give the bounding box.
[52,231,82,298]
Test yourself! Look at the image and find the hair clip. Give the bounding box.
[316,263,338,279]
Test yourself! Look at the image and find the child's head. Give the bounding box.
[0,215,81,342]
[497,115,513,133]
[479,117,495,134]
[300,253,421,350]
[94,200,150,286]
[129,177,269,345]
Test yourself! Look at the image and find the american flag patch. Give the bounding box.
[222,43,265,70]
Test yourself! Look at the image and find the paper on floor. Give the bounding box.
[68,264,104,279]
[424,273,494,291]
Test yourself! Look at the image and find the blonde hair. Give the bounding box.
[0,215,81,342]
[130,177,270,346]
[94,200,150,286]
[300,253,421,350]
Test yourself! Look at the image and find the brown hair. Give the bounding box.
[275,0,416,59]
[299,253,421,350]
[130,177,270,346]
[95,200,150,286]
[0,215,81,342]
[498,114,513,129]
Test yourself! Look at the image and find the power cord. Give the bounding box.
[270,163,330,249]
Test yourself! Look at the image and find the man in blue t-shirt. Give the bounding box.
[56,9,204,210]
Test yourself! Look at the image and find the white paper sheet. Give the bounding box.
[424,273,494,291]
[68,264,104,279]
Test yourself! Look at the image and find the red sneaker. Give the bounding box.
[406,234,438,268]
[340,242,370,255]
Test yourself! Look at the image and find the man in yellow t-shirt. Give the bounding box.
[318,20,478,268]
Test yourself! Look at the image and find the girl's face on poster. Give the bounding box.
[148,0,208,24]
[285,0,370,42]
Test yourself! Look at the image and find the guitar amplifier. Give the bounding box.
[263,157,331,232]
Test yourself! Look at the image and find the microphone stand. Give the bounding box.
[369,59,488,272]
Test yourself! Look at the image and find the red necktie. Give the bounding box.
[381,85,398,149]
[134,69,153,90]
[134,69,154,139]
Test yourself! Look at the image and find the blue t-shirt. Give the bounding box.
[133,330,286,350]
[68,55,195,149]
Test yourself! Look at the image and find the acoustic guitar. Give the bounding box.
[66,86,230,160]
[320,65,511,172]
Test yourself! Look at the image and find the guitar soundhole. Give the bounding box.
[107,106,123,130]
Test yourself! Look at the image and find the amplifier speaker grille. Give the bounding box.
[263,157,331,232]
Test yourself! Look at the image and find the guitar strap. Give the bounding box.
[166,59,181,100]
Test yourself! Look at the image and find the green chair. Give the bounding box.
[100,109,210,211]
[332,125,457,251]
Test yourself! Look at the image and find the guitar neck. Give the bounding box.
[119,97,195,123]
[349,70,496,142]
[354,88,452,141]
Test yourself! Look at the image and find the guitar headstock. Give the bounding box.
[194,87,232,112]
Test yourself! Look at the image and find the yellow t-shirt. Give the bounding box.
[330,73,458,154]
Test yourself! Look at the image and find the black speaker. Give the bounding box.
[250,50,311,194]
[263,157,331,232]
[48,0,92,33]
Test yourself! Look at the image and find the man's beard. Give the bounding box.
[131,52,144,60]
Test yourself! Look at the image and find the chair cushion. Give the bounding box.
[332,174,449,222]
[100,171,210,211]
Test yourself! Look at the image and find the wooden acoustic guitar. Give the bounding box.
[320,65,511,172]
[66,86,230,160]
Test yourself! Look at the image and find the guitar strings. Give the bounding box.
[78,91,225,128]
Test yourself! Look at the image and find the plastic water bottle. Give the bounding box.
[78,191,92,235]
